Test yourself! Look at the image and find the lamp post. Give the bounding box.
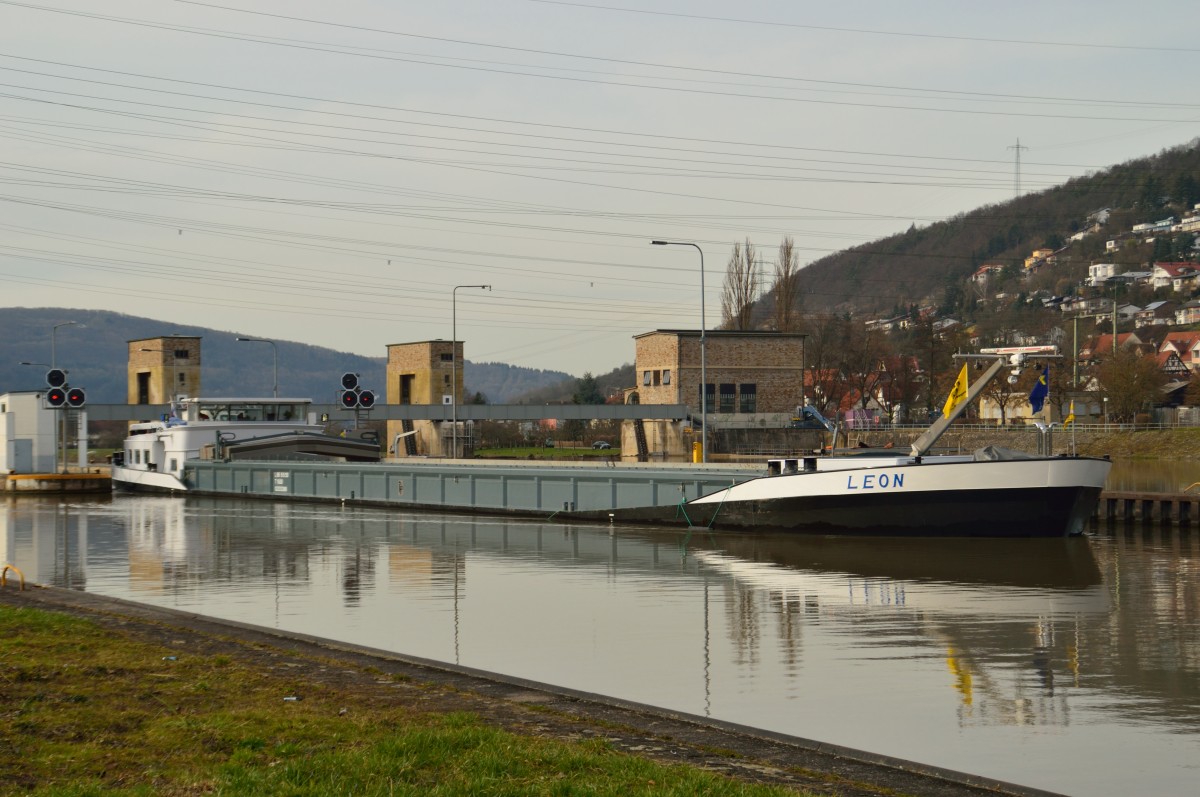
[651,240,707,464]
[1103,396,1109,431]
[236,337,278,398]
[51,320,79,370]
[452,285,491,458]
[50,321,81,473]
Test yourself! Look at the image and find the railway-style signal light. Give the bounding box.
[357,390,375,409]
[46,387,67,407]
[67,387,86,407]
[339,389,359,409]
[45,368,67,388]
[341,372,359,391]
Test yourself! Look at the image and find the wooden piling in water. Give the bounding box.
[1097,490,1200,524]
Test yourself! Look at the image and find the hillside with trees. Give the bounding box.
[729,139,1200,325]
[710,138,1200,424]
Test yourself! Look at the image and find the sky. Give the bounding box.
[2,1,1198,376]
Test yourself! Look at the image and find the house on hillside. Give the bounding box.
[1088,263,1118,287]
[1156,350,1191,379]
[1087,208,1112,225]
[1024,248,1056,270]
[970,263,1005,290]
[1159,331,1200,372]
[1133,217,1176,236]
[1152,262,1200,291]
[1079,332,1149,362]
[1112,270,1152,287]
[1175,300,1200,327]
[1135,301,1179,328]
[1061,296,1111,315]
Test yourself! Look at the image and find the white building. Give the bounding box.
[1088,263,1118,286]
[0,391,56,473]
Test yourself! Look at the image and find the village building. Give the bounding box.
[1152,262,1200,291]
[1135,301,1179,328]
[1088,263,1118,287]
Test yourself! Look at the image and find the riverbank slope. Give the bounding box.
[0,585,1054,797]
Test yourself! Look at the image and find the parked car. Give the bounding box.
[591,441,612,450]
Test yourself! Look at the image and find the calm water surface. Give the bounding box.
[3,493,1198,797]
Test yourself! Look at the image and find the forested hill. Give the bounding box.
[789,139,1200,317]
[0,308,570,404]
[461,361,572,404]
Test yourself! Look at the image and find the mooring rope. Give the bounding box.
[704,480,737,529]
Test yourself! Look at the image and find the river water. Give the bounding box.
[3,492,1198,797]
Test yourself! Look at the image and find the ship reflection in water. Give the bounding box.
[2,495,1198,797]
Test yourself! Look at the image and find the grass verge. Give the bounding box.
[0,603,808,796]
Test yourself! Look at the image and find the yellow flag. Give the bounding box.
[1065,400,1076,426]
[942,364,969,419]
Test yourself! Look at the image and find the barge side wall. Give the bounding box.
[186,460,759,517]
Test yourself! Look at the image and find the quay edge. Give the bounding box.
[4,472,111,494]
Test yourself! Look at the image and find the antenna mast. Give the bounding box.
[1008,138,1029,198]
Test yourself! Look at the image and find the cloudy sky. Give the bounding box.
[2,0,1197,375]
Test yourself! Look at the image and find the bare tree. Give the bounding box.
[721,238,758,330]
[772,236,801,332]
[840,325,890,414]
[1096,348,1167,422]
[978,375,1027,425]
[802,314,855,418]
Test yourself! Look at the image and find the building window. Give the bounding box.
[643,370,652,386]
[662,369,671,385]
[440,353,454,362]
[652,370,661,386]
[739,383,757,413]
[719,384,735,413]
[174,349,189,359]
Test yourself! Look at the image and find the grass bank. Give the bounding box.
[0,601,809,797]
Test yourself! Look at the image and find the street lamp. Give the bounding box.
[651,240,707,464]
[51,320,80,370]
[236,337,278,398]
[1103,396,1109,431]
[452,285,491,458]
[50,321,82,473]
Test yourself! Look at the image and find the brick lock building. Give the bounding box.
[127,336,202,409]
[624,330,807,459]
[385,340,462,458]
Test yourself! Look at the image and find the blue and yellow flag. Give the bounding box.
[1028,366,1049,413]
[942,364,969,419]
